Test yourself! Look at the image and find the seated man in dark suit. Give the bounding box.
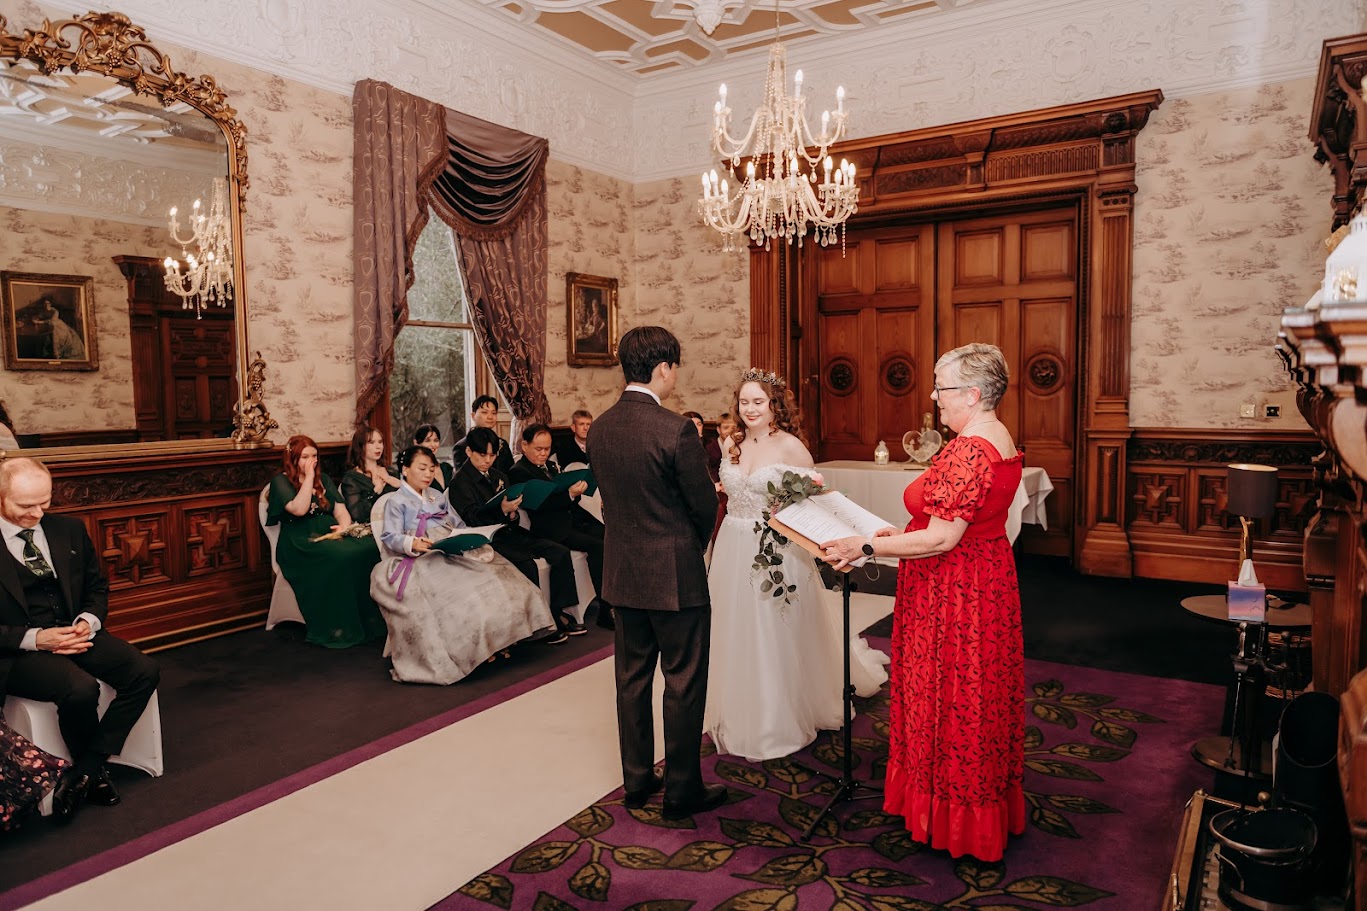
[553,409,593,470]
[0,458,160,822]
[509,423,612,630]
[450,395,514,475]
[447,428,583,642]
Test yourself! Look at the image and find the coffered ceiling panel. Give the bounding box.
[471,0,976,75]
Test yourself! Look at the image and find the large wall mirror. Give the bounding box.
[0,10,271,457]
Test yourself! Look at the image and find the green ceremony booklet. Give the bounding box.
[480,469,597,512]
[430,533,490,555]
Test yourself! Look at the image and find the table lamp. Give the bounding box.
[1227,463,1278,566]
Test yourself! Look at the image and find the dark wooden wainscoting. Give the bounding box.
[1125,429,1317,591]
[37,442,345,652]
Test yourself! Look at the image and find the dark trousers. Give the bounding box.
[542,512,604,596]
[493,527,578,621]
[6,633,160,764]
[614,604,711,804]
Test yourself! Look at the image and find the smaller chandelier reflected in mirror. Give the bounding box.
[698,3,858,253]
[164,177,234,318]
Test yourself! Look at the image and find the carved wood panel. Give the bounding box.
[94,509,173,590]
[183,498,248,577]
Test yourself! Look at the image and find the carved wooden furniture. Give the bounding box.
[749,91,1163,575]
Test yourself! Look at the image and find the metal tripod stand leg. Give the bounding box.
[801,569,882,843]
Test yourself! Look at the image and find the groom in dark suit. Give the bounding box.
[588,326,724,820]
[0,458,160,822]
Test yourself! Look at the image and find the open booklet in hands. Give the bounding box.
[426,524,505,555]
[481,469,597,511]
[770,492,891,570]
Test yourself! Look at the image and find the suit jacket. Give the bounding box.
[446,460,520,529]
[554,437,591,470]
[588,391,717,611]
[0,514,109,691]
[508,457,598,541]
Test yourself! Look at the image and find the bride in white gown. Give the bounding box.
[705,370,889,762]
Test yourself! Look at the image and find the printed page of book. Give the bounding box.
[817,491,897,538]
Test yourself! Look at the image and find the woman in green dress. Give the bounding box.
[267,435,386,648]
[339,425,401,524]
[413,424,455,492]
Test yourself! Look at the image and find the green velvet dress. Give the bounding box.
[267,472,386,648]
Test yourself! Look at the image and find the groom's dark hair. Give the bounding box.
[619,325,680,384]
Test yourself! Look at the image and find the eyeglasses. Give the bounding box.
[932,384,970,395]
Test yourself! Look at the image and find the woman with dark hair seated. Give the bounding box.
[371,446,554,684]
[266,435,386,648]
[413,423,455,491]
[339,425,402,523]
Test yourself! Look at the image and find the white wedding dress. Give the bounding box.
[705,461,890,762]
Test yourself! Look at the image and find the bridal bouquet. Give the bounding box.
[753,470,826,607]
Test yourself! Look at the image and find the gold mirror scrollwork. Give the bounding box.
[0,10,273,450]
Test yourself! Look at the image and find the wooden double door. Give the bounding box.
[807,206,1078,555]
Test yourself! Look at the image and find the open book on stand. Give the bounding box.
[769,491,892,571]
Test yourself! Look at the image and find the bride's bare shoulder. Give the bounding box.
[773,431,815,468]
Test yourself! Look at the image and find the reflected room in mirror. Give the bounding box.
[0,58,237,447]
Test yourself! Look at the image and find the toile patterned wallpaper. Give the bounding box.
[1130,78,1330,430]
[0,207,161,434]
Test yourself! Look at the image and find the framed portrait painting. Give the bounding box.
[1,271,98,371]
[566,272,618,368]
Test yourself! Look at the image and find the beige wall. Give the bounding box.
[0,208,160,434]
[1130,78,1328,430]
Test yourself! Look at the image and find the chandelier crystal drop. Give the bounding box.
[698,35,858,253]
[163,177,234,319]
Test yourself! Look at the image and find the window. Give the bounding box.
[389,218,500,460]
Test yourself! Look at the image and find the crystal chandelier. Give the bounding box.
[698,6,858,253]
[163,177,234,318]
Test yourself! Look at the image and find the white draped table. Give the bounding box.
[814,460,1054,544]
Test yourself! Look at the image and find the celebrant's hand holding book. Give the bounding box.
[768,490,894,571]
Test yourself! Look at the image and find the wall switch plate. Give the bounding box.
[1240,402,1256,418]
[1265,405,1280,418]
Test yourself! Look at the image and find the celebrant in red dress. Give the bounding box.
[823,342,1024,862]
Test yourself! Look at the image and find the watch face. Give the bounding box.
[861,542,875,556]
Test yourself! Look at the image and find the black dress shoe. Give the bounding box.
[623,769,664,809]
[662,783,728,821]
[562,618,588,636]
[87,768,121,806]
[594,601,615,630]
[53,771,91,823]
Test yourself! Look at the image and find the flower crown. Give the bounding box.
[740,367,787,389]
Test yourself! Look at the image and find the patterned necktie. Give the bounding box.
[16,529,54,579]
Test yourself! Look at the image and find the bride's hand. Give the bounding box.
[820,536,865,571]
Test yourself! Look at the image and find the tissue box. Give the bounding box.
[1227,582,1266,622]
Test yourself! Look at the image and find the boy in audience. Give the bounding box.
[451,395,514,475]
[447,428,583,642]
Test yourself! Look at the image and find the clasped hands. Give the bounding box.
[36,619,94,655]
[820,526,897,571]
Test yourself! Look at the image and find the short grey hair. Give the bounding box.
[936,343,1009,410]
[0,457,51,496]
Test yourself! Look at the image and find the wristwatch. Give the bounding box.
[861,538,875,557]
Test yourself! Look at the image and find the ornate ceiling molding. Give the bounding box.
[72,0,1363,184]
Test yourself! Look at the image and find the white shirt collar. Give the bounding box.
[624,384,661,405]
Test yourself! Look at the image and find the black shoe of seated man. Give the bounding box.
[544,631,569,645]
[562,617,588,636]
[87,767,121,807]
[623,769,664,809]
[594,601,615,631]
[662,783,728,821]
[53,770,92,823]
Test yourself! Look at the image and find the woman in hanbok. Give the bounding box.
[704,370,888,762]
[370,445,554,684]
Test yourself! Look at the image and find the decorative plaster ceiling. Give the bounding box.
[468,0,987,76]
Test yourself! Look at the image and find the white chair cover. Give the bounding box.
[516,509,595,624]
[258,486,304,629]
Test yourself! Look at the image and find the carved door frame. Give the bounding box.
[749,90,1163,576]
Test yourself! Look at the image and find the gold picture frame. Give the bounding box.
[566,272,619,367]
[1,271,98,371]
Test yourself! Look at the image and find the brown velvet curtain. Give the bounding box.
[351,80,446,424]
[427,108,551,428]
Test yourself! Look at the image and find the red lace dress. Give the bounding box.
[883,434,1025,861]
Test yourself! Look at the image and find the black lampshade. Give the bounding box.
[1227,463,1278,519]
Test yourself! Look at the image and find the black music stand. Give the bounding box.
[800,567,882,842]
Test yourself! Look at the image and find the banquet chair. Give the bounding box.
[258,486,305,630]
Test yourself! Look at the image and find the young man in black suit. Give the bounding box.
[0,458,160,822]
[446,427,583,642]
[450,395,514,475]
[509,423,612,630]
[588,325,725,820]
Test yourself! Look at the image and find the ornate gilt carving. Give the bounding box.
[232,352,278,445]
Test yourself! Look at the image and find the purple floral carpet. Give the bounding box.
[438,655,1220,910]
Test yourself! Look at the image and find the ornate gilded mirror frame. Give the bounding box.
[0,10,274,453]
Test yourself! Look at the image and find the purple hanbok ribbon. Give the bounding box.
[387,509,441,601]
